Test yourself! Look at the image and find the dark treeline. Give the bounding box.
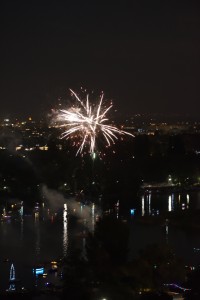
[61,215,188,299]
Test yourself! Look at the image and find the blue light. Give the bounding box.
[33,267,44,275]
[130,209,135,216]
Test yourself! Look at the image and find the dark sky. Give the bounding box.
[0,1,200,119]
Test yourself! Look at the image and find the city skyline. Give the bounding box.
[0,1,200,118]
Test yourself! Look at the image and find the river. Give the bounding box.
[0,191,200,292]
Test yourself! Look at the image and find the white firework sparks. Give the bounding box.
[54,89,133,155]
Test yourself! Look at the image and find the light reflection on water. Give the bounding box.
[63,203,68,257]
[142,195,145,216]
[34,213,40,259]
[139,191,200,216]
[168,195,172,212]
[1,195,200,291]
[0,202,98,291]
[125,190,200,264]
[91,203,95,233]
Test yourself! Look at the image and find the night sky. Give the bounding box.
[0,1,200,119]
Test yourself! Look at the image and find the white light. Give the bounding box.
[142,196,145,216]
[187,194,190,206]
[168,195,172,212]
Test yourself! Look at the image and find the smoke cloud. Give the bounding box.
[41,185,101,232]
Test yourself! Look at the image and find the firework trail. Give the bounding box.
[54,89,133,155]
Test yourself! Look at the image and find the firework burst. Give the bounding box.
[54,89,133,155]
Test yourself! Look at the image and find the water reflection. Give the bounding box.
[140,191,193,216]
[142,196,145,216]
[165,219,169,243]
[91,203,95,232]
[115,200,119,219]
[20,202,24,241]
[172,193,175,210]
[148,192,151,215]
[187,194,190,209]
[19,202,23,220]
[34,213,40,259]
[63,203,68,257]
[168,195,172,212]
[1,194,200,292]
